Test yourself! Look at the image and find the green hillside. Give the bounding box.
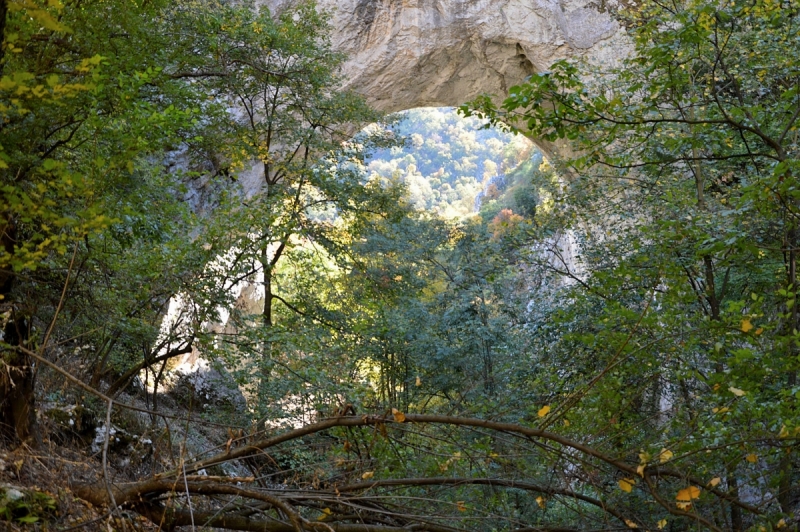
[366,107,534,218]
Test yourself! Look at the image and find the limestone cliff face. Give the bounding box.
[260,0,629,113]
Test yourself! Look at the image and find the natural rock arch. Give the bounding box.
[262,0,629,158]
[174,0,614,409]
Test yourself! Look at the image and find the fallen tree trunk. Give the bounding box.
[71,414,761,532]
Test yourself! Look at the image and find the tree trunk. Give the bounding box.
[779,224,799,514]
[263,246,273,328]
[0,213,39,445]
[0,315,38,445]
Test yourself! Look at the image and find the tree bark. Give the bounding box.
[0,315,38,445]
[0,214,39,446]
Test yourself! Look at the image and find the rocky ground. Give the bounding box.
[0,359,253,531]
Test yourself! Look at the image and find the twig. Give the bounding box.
[182,459,196,531]
[40,244,78,357]
[182,475,255,483]
[101,398,124,530]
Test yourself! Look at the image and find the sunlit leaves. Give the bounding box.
[676,486,701,510]
[8,0,70,33]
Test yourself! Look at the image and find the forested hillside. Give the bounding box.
[0,0,799,531]
[365,107,533,217]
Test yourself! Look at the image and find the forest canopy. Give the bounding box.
[365,107,534,218]
[0,0,799,531]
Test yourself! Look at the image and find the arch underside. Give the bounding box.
[262,0,627,160]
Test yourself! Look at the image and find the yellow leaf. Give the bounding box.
[317,508,332,521]
[676,486,701,503]
[659,449,674,463]
[536,496,545,509]
[415,376,421,386]
[361,471,374,480]
[746,454,758,463]
[625,519,638,529]
[729,386,746,397]
[755,327,764,335]
[779,425,789,438]
[676,501,692,510]
[636,464,646,477]
[563,419,570,427]
[394,275,403,281]
[618,478,635,493]
[391,408,406,423]
[708,477,721,487]
[741,318,753,333]
[456,501,466,512]
[657,519,668,530]
[538,405,551,417]
[712,407,730,414]
[777,519,786,529]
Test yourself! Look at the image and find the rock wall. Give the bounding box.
[262,0,629,115]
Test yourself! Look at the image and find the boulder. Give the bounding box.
[166,356,247,414]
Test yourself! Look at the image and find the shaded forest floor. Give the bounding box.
[0,366,246,531]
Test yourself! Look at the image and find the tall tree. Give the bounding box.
[466,0,800,526]
[0,0,229,442]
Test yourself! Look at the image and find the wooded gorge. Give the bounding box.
[0,0,799,531]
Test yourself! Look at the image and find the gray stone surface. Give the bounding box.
[261,0,628,114]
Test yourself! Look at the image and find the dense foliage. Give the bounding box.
[466,0,800,527]
[0,0,798,530]
[366,107,533,218]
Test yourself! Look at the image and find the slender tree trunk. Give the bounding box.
[692,141,744,527]
[0,211,39,445]
[262,245,273,327]
[779,224,799,514]
[0,315,38,445]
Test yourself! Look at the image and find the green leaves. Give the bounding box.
[458,0,800,527]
